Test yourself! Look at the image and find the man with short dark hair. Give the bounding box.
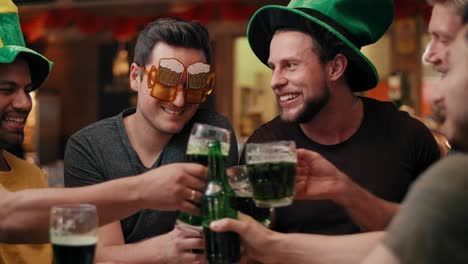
[211,3,468,264]
[64,18,238,263]
[241,0,439,235]
[0,0,210,256]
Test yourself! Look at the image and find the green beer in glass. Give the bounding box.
[227,165,272,227]
[246,141,297,208]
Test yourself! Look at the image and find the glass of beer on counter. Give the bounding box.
[50,204,98,264]
[227,165,272,227]
[245,140,297,208]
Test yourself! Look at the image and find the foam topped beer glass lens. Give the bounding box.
[140,58,215,104]
[50,204,98,264]
[246,141,297,208]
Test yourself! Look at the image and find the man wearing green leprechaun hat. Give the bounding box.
[0,0,54,262]
[210,3,468,264]
[238,0,440,235]
[0,1,211,261]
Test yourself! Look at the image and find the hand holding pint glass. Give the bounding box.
[246,141,297,208]
[50,204,98,264]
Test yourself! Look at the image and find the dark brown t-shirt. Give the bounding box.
[241,97,440,235]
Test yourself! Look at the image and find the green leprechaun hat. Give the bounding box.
[247,0,393,92]
[0,0,52,90]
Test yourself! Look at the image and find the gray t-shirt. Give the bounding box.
[384,153,468,264]
[64,107,238,243]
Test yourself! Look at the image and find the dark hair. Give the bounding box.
[133,18,212,67]
[279,21,361,91]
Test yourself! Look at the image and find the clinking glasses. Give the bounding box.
[140,58,215,104]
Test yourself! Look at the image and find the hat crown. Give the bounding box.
[0,0,26,48]
[287,0,394,47]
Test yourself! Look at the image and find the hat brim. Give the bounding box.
[247,5,379,92]
[0,45,52,90]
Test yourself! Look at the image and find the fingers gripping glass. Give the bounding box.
[140,58,215,104]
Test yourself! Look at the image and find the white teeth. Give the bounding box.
[279,94,298,102]
[163,107,183,115]
[5,117,25,124]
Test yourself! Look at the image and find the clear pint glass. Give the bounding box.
[246,141,297,208]
[50,204,98,264]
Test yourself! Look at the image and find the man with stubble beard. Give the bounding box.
[240,0,440,236]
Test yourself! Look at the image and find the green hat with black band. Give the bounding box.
[0,0,52,90]
[247,0,394,92]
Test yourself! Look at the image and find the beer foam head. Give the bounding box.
[246,141,297,164]
[187,138,230,156]
[160,58,184,73]
[187,62,210,74]
[50,234,97,246]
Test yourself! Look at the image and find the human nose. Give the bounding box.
[172,85,186,107]
[12,90,32,111]
[270,69,287,90]
[423,40,441,65]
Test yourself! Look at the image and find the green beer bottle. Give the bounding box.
[202,140,240,264]
[176,128,234,239]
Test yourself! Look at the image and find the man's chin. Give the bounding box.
[280,111,300,123]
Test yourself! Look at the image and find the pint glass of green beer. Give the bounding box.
[245,140,297,208]
[227,165,273,227]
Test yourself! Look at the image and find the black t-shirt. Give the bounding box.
[241,97,440,235]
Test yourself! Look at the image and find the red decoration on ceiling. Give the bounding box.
[20,0,431,43]
[394,0,432,24]
[20,0,262,42]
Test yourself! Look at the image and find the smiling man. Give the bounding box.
[211,4,468,264]
[423,0,466,125]
[64,18,238,263]
[241,0,440,235]
[0,0,53,262]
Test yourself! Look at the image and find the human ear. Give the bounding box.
[327,53,347,81]
[129,63,141,92]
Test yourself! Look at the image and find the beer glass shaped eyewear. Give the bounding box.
[227,165,273,227]
[50,204,98,264]
[245,140,297,208]
[140,58,215,104]
[186,122,231,163]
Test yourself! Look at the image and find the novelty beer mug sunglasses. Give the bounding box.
[140,58,215,104]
